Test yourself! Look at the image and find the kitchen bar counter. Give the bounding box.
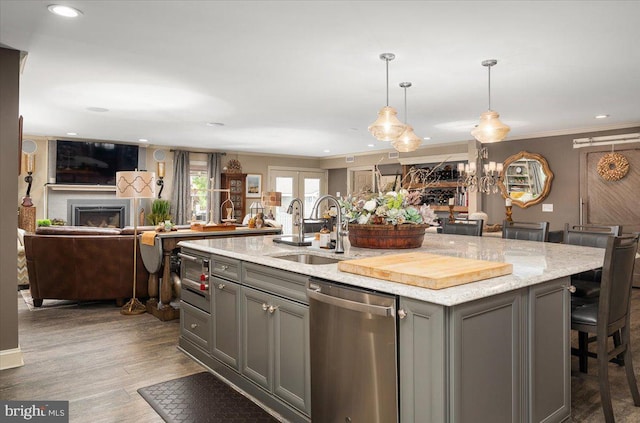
[178,232,605,423]
[178,232,604,306]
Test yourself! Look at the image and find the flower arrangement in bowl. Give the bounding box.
[339,189,437,249]
[340,189,437,226]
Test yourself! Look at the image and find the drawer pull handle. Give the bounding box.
[220,265,229,271]
[567,285,577,293]
[190,323,198,329]
[218,283,226,290]
[398,309,407,320]
[262,303,269,311]
[268,305,279,314]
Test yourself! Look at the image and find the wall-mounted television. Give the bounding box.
[55,140,139,185]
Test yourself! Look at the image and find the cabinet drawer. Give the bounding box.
[181,287,210,313]
[180,301,211,350]
[243,262,308,304]
[212,255,241,282]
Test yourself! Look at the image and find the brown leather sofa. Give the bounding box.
[24,226,149,307]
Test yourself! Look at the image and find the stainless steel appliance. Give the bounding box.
[178,251,210,311]
[308,278,398,423]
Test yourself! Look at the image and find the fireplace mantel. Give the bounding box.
[47,184,116,192]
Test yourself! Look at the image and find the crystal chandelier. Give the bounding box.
[471,59,510,143]
[457,147,503,194]
[368,53,406,142]
[392,82,422,153]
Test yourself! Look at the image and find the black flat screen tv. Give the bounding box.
[55,140,139,185]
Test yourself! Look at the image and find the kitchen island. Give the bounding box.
[177,233,604,423]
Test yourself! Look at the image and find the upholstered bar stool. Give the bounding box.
[441,219,483,236]
[502,220,549,242]
[571,233,640,423]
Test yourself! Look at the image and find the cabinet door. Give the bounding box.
[398,298,445,423]
[272,295,310,415]
[528,278,571,423]
[449,290,523,423]
[211,278,241,370]
[241,286,272,391]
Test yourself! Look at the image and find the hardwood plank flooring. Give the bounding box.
[2,290,640,422]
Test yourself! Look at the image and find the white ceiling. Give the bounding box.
[1,1,639,157]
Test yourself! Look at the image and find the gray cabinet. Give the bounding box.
[241,285,311,416]
[211,277,241,370]
[398,297,446,423]
[527,277,571,423]
[400,278,570,423]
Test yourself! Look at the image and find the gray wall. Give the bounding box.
[0,47,20,356]
[483,127,640,231]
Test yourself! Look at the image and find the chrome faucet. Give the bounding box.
[286,198,305,241]
[310,195,346,253]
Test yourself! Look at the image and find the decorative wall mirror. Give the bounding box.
[498,151,554,208]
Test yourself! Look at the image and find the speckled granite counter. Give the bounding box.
[178,232,604,306]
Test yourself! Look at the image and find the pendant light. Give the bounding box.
[471,59,510,143]
[368,53,406,141]
[392,82,422,152]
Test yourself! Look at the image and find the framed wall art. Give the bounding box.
[246,174,262,198]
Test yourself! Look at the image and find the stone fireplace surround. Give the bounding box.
[45,185,137,228]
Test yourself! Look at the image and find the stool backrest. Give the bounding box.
[441,219,483,236]
[600,234,639,327]
[563,223,621,248]
[502,220,549,242]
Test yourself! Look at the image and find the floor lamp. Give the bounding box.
[116,170,156,315]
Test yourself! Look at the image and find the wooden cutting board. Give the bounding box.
[338,252,513,289]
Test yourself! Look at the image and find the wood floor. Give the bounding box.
[2,290,640,422]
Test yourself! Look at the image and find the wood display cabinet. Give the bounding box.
[221,173,246,222]
[401,164,468,213]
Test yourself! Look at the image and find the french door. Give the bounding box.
[268,168,327,235]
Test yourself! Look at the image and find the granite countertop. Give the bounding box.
[178,233,605,306]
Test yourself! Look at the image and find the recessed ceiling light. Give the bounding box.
[206,122,224,127]
[47,4,83,18]
[423,137,431,140]
[367,144,375,147]
[139,138,149,143]
[86,107,109,112]
[323,149,331,153]
[66,132,77,136]
[595,114,609,119]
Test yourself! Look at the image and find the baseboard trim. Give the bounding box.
[0,346,25,370]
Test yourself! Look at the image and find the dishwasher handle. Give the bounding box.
[307,287,395,317]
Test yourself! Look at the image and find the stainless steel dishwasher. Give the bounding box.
[307,277,398,423]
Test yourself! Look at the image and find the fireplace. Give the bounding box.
[68,199,130,228]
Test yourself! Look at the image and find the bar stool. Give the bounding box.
[502,220,549,242]
[571,234,640,423]
[441,219,483,236]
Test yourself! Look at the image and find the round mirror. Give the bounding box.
[22,139,37,154]
[498,151,554,208]
[153,149,166,162]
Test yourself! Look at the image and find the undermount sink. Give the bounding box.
[274,253,340,265]
[272,236,314,247]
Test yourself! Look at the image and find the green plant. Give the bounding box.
[37,219,51,227]
[147,199,172,225]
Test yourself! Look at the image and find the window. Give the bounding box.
[190,160,209,222]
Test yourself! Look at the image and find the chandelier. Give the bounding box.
[368,53,406,142]
[471,59,510,143]
[457,147,503,194]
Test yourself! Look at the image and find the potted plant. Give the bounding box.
[147,199,172,226]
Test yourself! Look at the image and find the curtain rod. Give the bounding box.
[169,149,227,155]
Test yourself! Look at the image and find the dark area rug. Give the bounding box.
[138,372,279,423]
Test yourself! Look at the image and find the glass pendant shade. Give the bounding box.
[392,125,422,152]
[368,106,406,141]
[471,110,510,143]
